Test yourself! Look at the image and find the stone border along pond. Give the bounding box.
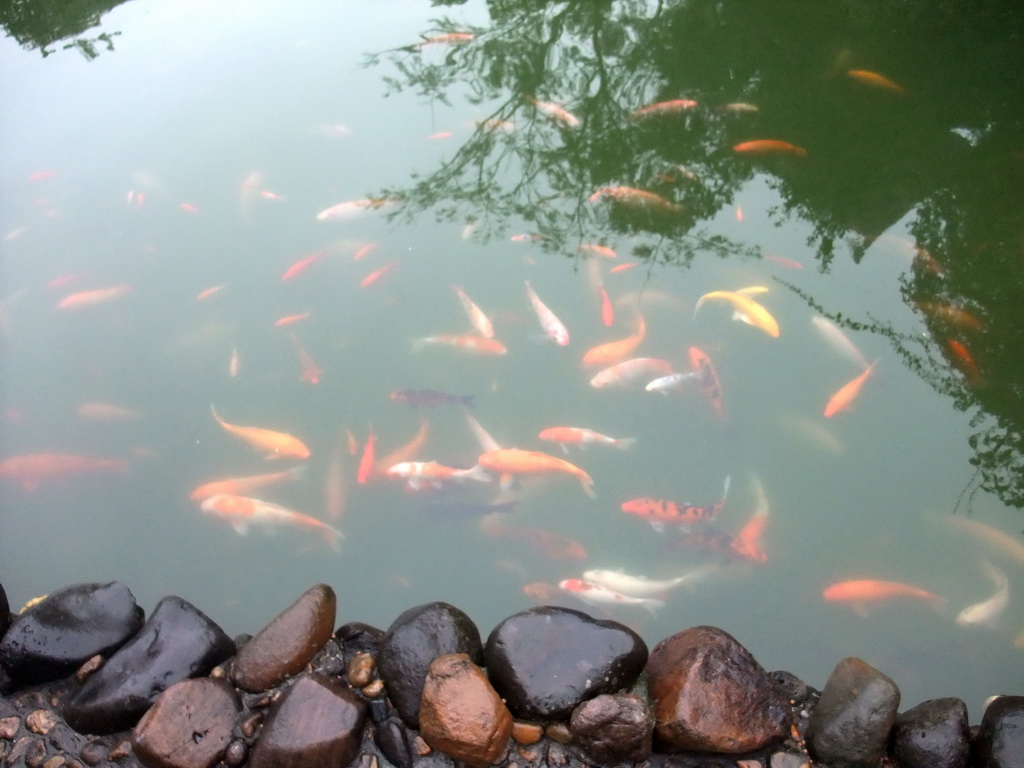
[0,582,1020,768]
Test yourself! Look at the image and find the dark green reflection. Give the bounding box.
[365,0,1024,509]
[0,0,126,59]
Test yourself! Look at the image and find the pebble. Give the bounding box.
[25,710,58,735]
[511,722,543,745]
[73,656,104,685]
[362,679,384,698]
[0,716,20,739]
[348,653,375,687]
[79,741,107,766]
[544,724,572,744]
[223,741,247,768]
[569,693,653,763]
[42,756,66,768]
[107,740,132,761]
[25,739,47,768]
[239,712,263,739]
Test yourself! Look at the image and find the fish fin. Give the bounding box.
[408,478,423,492]
[580,477,597,499]
[499,473,516,490]
[615,438,637,450]
[457,464,493,483]
[322,526,344,553]
[210,403,223,424]
[851,602,870,618]
[560,444,570,455]
[732,310,755,326]
[650,521,666,534]
[643,599,666,617]
[230,522,249,536]
[722,475,732,500]
[692,296,707,318]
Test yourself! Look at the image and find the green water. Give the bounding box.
[2,0,1024,720]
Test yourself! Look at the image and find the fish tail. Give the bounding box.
[210,403,223,424]
[721,475,732,500]
[322,524,344,553]
[693,296,708,318]
[457,464,493,483]
[615,437,637,451]
[643,598,666,617]
[580,474,597,499]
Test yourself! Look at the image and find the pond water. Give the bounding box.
[3,0,1024,720]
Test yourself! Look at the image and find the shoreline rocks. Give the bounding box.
[0,580,1018,768]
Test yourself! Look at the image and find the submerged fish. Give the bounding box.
[477,448,595,498]
[189,466,305,502]
[200,493,343,552]
[622,476,731,532]
[956,560,1009,628]
[694,291,779,338]
[525,280,570,346]
[558,578,664,615]
[390,389,474,408]
[822,579,945,612]
[411,334,507,356]
[210,405,310,460]
[823,360,879,417]
[581,566,715,598]
[733,140,807,158]
[590,357,674,389]
[538,427,636,452]
[418,499,519,520]
[0,452,126,493]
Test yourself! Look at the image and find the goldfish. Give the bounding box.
[281,251,326,281]
[915,301,984,332]
[582,565,716,597]
[525,280,569,346]
[538,427,636,453]
[415,32,475,47]
[846,69,905,94]
[688,347,726,420]
[946,340,983,387]
[357,425,376,484]
[956,560,1009,628]
[391,389,474,408]
[426,131,453,140]
[57,284,131,310]
[289,333,322,384]
[590,357,674,389]
[823,360,879,418]
[945,515,1024,565]
[812,316,870,370]
[583,313,646,366]
[733,140,807,158]
[453,285,494,338]
[196,285,225,300]
[210,405,310,460]
[610,262,639,274]
[527,97,580,128]
[76,402,139,421]
[718,102,759,113]
[229,346,240,378]
[411,334,507,355]
[694,291,779,338]
[558,579,664,615]
[374,418,430,475]
[275,312,310,327]
[200,493,343,552]
[631,99,698,119]
[180,203,200,214]
[385,461,490,491]
[598,284,614,327]
[317,197,395,221]
[578,244,618,259]
[0,453,126,492]
[189,466,305,502]
[729,481,769,563]
[763,253,803,269]
[822,579,945,612]
[588,186,684,215]
[353,243,378,260]
[622,476,731,532]
[477,448,595,498]
[361,260,397,289]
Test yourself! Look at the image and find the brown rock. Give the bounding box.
[418,654,513,767]
[107,739,133,761]
[0,716,21,739]
[511,722,543,745]
[223,741,247,768]
[80,741,106,766]
[569,693,653,763]
[131,678,241,768]
[347,653,375,687]
[231,584,337,693]
[362,679,384,698]
[247,674,366,768]
[43,756,67,768]
[25,710,59,735]
[25,738,47,768]
[74,656,104,684]
[646,625,791,754]
[544,724,572,744]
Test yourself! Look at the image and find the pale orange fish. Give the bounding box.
[946,340,982,387]
[361,260,397,289]
[631,99,698,119]
[282,251,326,281]
[453,285,494,338]
[357,425,376,484]
[325,429,349,522]
[590,357,673,389]
[426,131,453,140]
[47,273,86,290]
[0,453,126,493]
[260,190,285,201]
[275,312,310,327]
[588,186,684,214]
[733,140,807,158]
[229,346,240,378]
[57,284,131,310]
[846,69,905,94]
[583,313,647,366]
[731,509,768,563]
[598,284,614,327]
[527,97,580,128]
[289,333,322,385]
[189,466,305,502]
[201,493,342,552]
[763,253,803,270]
[385,460,490,491]
[76,402,139,422]
[411,333,507,355]
[578,244,618,259]
[317,197,394,221]
[346,429,358,456]
[180,203,200,214]
[915,301,984,332]
[374,418,430,476]
[945,516,1024,565]
[824,360,878,417]
[210,405,310,460]
[353,243,378,260]
[415,32,475,47]
[477,448,595,498]
[197,285,225,300]
[538,427,635,452]
[610,262,639,274]
[823,579,944,611]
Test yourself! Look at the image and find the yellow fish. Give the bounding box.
[694,291,780,338]
[210,405,311,460]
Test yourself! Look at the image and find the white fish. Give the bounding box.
[812,316,870,370]
[316,198,394,221]
[956,560,1009,628]
[524,280,569,345]
[582,566,716,598]
[558,578,665,615]
[645,371,699,394]
[453,285,494,338]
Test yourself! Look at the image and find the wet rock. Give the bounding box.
[348,653,375,687]
[0,582,10,640]
[247,674,367,768]
[770,753,810,768]
[544,723,571,745]
[231,584,336,693]
[223,741,247,768]
[0,583,144,689]
[484,607,647,721]
[25,710,58,735]
[890,697,969,768]
[377,602,483,728]
[131,678,241,768]
[0,716,20,739]
[336,622,385,659]
[511,722,543,745]
[645,625,790,754]
[419,654,512,767]
[362,679,384,698]
[974,695,1024,768]
[569,693,653,763]
[806,657,900,768]
[79,742,107,766]
[375,714,415,768]
[25,738,47,767]
[64,596,235,735]
[107,740,132,761]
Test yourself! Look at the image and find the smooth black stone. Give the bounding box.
[336,622,385,658]
[890,697,969,768]
[368,698,390,725]
[376,602,483,728]
[63,596,235,735]
[0,583,144,690]
[484,606,648,721]
[974,695,1024,768]
[0,582,10,640]
[375,714,415,768]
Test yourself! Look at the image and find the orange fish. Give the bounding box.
[275,312,311,327]
[361,260,397,288]
[229,347,240,378]
[0,452,126,493]
[385,461,489,491]
[346,428,358,456]
[733,140,807,158]
[317,197,394,221]
[946,340,982,387]
[589,356,672,389]
[76,402,139,422]
[688,347,726,420]
[411,333,507,355]
[415,32,474,47]
[357,424,376,484]
[527,97,580,128]
[477,448,595,498]
[846,69,905,94]
[523,582,560,601]
[538,427,635,452]
[588,186,684,214]
[353,243,378,260]
[288,333,322,385]
[822,579,944,611]
[731,507,768,563]
[578,244,618,259]
[57,284,131,310]
[374,417,430,476]
[631,99,698,119]
[197,285,225,300]
[210,405,310,460]
[823,360,879,417]
[200,493,343,552]
[764,253,803,269]
[622,476,730,531]
[598,284,614,327]
[610,262,639,274]
[325,429,349,522]
[281,251,326,281]
[916,302,983,332]
[189,466,305,502]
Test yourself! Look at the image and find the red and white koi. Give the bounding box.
[385,461,490,491]
[558,579,664,615]
[411,334,507,355]
[538,427,636,453]
[524,280,569,345]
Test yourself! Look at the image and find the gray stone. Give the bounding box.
[974,695,1024,768]
[806,657,900,768]
[569,693,653,763]
[890,697,969,768]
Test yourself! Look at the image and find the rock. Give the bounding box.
[0,583,144,689]
[974,695,1024,768]
[231,584,336,693]
[348,653,375,687]
[544,723,571,744]
[377,602,483,728]
[131,678,241,768]
[569,693,653,763]
[0,716,20,739]
[247,674,367,768]
[336,622,385,659]
[484,607,647,721]
[806,657,900,768]
[645,625,790,754]
[25,710,58,735]
[770,753,810,768]
[0,582,10,639]
[419,654,512,767]
[375,714,415,768]
[511,722,543,745]
[890,697,969,768]
[64,596,235,735]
